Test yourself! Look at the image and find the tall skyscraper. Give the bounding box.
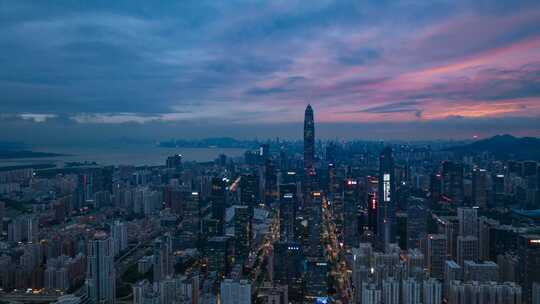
[278,182,298,242]
[233,205,251,263]
[303,104,315,173]
[378,147,396,248]
[210,177,228,235]
[86,232,116,304]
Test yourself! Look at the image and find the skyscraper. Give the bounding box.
[378,147,396,248]
[86,232,116,304]
[304,104,315,174]
[233,205,251,263]
[279,182,298,242]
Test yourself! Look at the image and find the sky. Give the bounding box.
[0,0,539,144]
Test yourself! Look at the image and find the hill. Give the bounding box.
[445,134,540,160]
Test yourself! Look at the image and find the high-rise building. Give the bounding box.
[220,279,251,304]
[498,253,518,283]
[444,260,462,300]
[448,281,522,304]
[279,182,297,242]
[303,104,315,174]
[304,259,328,301]
[402,278,422,304]
[532,282,540,304]
[423,278,442,304]
[472,169,488,208]
[406,249,425,280]
[306,191,324,258]
[153,237,172,282]
[233,205,251,263]
[463,261,498,283]
[456,236,479,266]
[182,191,201,236]
[382,277,400,304]
[86,232,116,304]
[0,201,4,234]
[427,234,447,280]
[210,177,228,235]
[518,234,540,304]
[206,236,231,277]
[165,154,182,170]
[273,242,304,301]
[457,207,478,237]
[378,147,396,248]
[361,282,382,304]
[442,161,464,203]
[240,173,259,209]
[407,197,428,250]
[343,178,360,247]
[111,220,128,257]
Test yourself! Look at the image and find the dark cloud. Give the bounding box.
[0,0,539,142]
[356,101,422,114]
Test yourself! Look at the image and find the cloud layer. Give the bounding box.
[0,0,539,141]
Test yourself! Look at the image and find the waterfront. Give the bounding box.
[0,145,246,168]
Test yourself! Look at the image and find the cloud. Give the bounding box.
[19,114,57,123]
[0,1,539,141]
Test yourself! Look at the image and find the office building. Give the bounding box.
[378,147,396,248]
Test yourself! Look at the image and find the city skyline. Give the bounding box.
[1,1,540,144]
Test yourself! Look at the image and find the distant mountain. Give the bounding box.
[445,134,540,160]
[158,137,259,149]
[0,150,65,159]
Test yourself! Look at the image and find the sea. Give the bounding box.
[0,145,246,168]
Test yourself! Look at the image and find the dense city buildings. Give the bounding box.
[0,105,538,304]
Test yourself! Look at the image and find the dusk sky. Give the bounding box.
[1,0,540,144]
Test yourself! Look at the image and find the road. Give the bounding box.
[250,209,280,293]
[322,196,353,303]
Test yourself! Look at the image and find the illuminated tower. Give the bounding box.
[377,147,396,249]
[303,104,315,173]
